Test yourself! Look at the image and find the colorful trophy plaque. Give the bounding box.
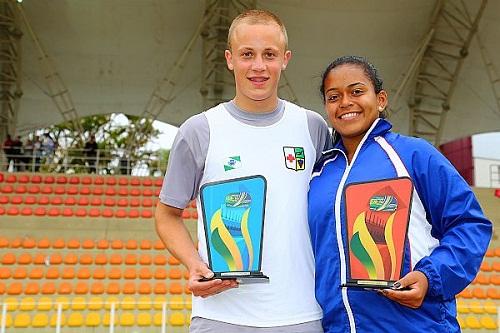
[200,175,269,283]
[342,177,413,289]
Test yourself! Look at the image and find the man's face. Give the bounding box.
[225,22,291,112]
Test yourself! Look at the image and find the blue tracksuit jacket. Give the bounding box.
[308,118,492,333]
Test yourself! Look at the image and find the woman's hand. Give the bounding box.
[380,271,429,309]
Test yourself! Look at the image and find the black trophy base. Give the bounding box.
[201,272,270,284]
[342,280,395,290]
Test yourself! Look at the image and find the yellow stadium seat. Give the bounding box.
[19,297,36,311]
[14,313,30,327]
[185,297,192,310]
[0,313,12,328]
[67,312,84,327]
[85,312,101,327]
[137,312,152,326]
[169,295,184,310]
[55,296,70,310]
[49,313,66,327]
[4,297,18,310]
[105,296,119,310]
[121,296,136,310]
[120,312,135,326]
[169,311,186,326]
[32,313,49,328]
[103,312,118,326]
[71,297,86,310]
[153,312,163,326]
[457,316,466,329]
[469,300,483,314]
[483,301,497,314]
[153,295,167,310]
[37,297,53,311]
[137,296,152,310]
[88,296,104,310]
[465,315,481,329]
[481,316,497,329]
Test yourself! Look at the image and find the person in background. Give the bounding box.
[84,134,98,173]
[2,134,14,171]
[155,9,331,333]
[308,55,492,333]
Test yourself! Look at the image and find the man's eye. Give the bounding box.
[328,95,339,102]
[242,52,252,57]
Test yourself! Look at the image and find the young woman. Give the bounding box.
[308,55,492,333]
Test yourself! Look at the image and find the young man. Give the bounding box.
[155,9,330,332]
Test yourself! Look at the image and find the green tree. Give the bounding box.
[35,113,160,174]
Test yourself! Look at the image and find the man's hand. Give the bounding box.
[380,270,428,309]
[188,261,238,298]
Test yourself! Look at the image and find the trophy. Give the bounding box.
[342,177,413,289]
[200,175,269,283]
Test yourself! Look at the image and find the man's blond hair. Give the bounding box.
[227,9,288,50]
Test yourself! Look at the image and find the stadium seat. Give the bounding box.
[154,282,167,294]
[45,267,60,279]
[483,300,497,314]
[154,268,167,279]
[13,313,30,328]
[90,281,105,294]
[108,267,122,279]
[169,295,185,310]
[137,312,152,326]
[138,282,152,294]
[71,296,86,310]
[29,267,43,279]
[41,282,56,295]
[118,177,128,185]
[0,267,11,279]
[120,312,135,326]
[53,239,65,249]
[38,196,50,205]
[121,296,136,310]
[106,177,117,186]
[37,297,53,311]
[123,282,136,294]
[62,267,76,279]
[7,282,22,295]
[465,315,481,329]
[169,312,186,326]
[130,178,141,186]
[481,316,497,329]
[94,177,104,185]
[18,175,29,183]
[13,267,27,279]
[81,176,92,185]
[5,174,16,183]
[155,240,166,250]
[19,297,36,311]
[139,267,152,279]
[67,312,84,327]
[96,239,109,249]
[138,296,152,310]
[85,312,101,327]
[69,176,80,184]
[44,175,55,184]
[88,296,104,310]
[140,240,152,250]
[2,252,16,265]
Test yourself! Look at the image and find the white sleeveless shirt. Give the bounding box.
[192,101,323,326]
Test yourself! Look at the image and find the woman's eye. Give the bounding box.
[352,89,363,95]
[328,95,339,102]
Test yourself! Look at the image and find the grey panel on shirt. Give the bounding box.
[159,100,332,209]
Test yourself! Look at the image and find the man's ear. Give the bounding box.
[282,50,292,70]
[225,50,234,71]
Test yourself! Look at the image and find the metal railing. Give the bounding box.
[0,148,167,177]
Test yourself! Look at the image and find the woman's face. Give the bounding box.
[323,64,387,147]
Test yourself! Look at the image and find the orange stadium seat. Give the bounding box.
[109,254,123,265]
[33,253,45,265]
[139,254,152,265]
[91,282,105,294]
[75,282,89,294]
[168,255,180,266]
[53,239,65,249]
[124,268,136,279]
[480,262,493,272]
[111,239,123,249]
[45,268,59,280]
[64,253,78,265]
[49,253,63,265]
[154,255,167,266]
[154,282,167,294]
[82,239,95,249]
[93,268,106,279]
[0,267,10,279]
[41,282,56,295]
[2,252,16,265]
[106,282,120,295]
[108,268,122,279]
[37,238,50,248]
[0,237,8,247]
[140,240,152,250]
[126,239,138,250]
[29,267,43,279]
[169,269,182,280]
[8,267,22,279]
[154,240,166,250]
[154,268,167,280]
[10,238,22,248]
[58,282,73,294]
[139,268,152,279]
[139,282,152,294]
[94,253,108,265]
[62,267,75,279]
[7,282,22,295]
[125,254,137,265]
[96,239,109,249]
[490,274,500,286]
[77,268,91,279]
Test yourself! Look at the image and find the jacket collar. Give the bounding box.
[321,118,393,158]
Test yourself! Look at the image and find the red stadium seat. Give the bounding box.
[90,198,102,206]
[78,197,89,206]
[118,188,128,196]
[142,178,153,186]
[102,208,114,218]
[106,177,117,186]
[31,175,42,183]
[92,187,103,195]
[54,186,65,195]
[143,189,154,196]
[80,187,91,195]
[43,175,55,184]
[128,209,140,218]
[154,178,163,187]
[5,174,16,183]
[38,196,49,205]
[27,185,40,194]
[75,208,87,217]
[94,177,104,185]
[14,185,27,194]
[56,176,68,184]
[24,196,36,204]
[105,187,116,196]
[117,198,128,206]
[18,175,29,183]
[62,208,74,217]
[118,177,128,185]
[130,178,141,186]
[0,195,8,204]
[1,184,13,193]
[89,208,101,217]
[7,207,20,216]
[67,186,78,195]
[104,198,116,206]
[495,189,500,198]
[81,176,92,185]
[69,176,80,184]
[41,186,53,194]
[130,198,140,207]
[64,197,77,205]
[21,207,33,216]
[141,210,153,218]
[50,197,63,205]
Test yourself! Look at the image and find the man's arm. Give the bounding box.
[155,196,237,297]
